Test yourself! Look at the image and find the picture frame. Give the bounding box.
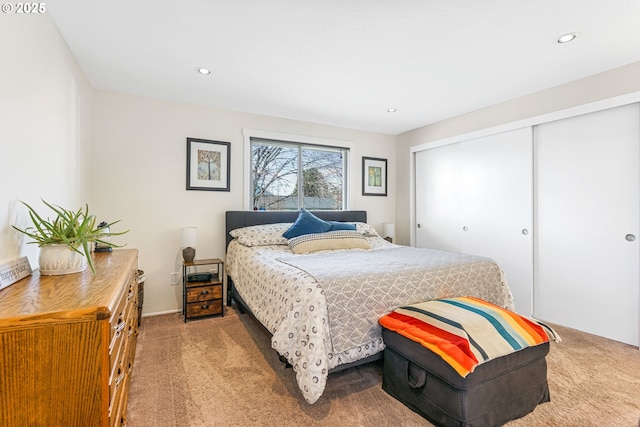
[0,256,32,291]
[362,156,387,196]
[186,138,231,191]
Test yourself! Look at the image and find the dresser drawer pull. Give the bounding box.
[199,290,209,295]
[115,374,125,389]
[114,321,126,336]
[201,304,209,309]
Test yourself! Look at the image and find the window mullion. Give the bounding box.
[297,145,304,209]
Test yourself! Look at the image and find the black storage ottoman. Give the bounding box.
[382,327,550,427]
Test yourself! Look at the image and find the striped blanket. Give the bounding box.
[379,297,560,377]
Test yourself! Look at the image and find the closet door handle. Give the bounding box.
[416,224,421,229]
[625,234,636,242]
[522,229,529,235]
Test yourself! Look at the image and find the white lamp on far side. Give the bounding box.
[181,227,198,262]
[382,222,395,243]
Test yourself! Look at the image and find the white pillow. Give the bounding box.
[288,230,371,254]
[355,222,379,237]
[230,223,292,247]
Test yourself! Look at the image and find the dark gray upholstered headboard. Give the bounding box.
[225,210,367,248]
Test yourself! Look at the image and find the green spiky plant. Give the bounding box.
[12,200,128,274]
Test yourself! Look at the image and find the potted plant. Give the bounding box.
[12,200,128,275]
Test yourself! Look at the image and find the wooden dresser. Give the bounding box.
[0,249,139,427]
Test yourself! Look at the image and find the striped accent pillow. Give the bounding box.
[288,230,371,254]
[379,296,560,377]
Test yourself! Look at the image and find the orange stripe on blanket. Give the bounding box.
[379,311,478,376]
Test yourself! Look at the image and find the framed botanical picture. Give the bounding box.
[186,138,231,191]
[362,156,387,196]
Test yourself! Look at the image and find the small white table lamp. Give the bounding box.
[181,227,198,262]
[382,222,395,243]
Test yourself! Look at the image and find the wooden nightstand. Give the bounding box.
[182,258,224,322]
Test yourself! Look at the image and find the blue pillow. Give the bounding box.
[328,221,357,231]
[282,209,332,239]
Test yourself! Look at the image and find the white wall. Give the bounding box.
[1,14,395,316]
[92,92,396,314]
[0,14,93,269]
[396,61,640,246]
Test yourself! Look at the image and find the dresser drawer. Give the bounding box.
[110,298,128,344]
[110,299,134,377]
[109,297,137,426]
[109,270,134,337]
[109,369,126,427]
[115,371,133,427]
[186,299,223,317]
[109,359,126,414]
[186,285,222,303]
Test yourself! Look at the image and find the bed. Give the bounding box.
[225,210,514,404]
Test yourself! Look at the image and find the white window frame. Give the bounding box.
[242,128,352,211]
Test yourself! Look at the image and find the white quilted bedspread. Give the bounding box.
[277,246,514,355]
[226,238,513,404]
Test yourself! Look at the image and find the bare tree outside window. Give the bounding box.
[252,144,298,210]
[300,149,343,209]
[251,139,348,211]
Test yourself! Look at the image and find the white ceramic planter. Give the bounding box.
[39,244,88,275]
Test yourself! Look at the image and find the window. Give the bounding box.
[249,136,349,211]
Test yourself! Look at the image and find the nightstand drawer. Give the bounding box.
[186,285,222,303]
[186,300,223,317]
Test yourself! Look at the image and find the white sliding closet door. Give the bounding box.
[535,103,639,346]
[459,128,533,315]
[415,128,533,314]
[415,143,462,252]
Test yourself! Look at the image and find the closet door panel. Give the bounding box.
[414,128,533,314]
[415,143,462,252]
[460,128,533,315]
[535,103,639,346]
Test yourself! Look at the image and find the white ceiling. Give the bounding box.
[47,0,640,135]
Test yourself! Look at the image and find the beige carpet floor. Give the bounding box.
[127,306,640,427]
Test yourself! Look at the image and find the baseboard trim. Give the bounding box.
[142,309,181,317]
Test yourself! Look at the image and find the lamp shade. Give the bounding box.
[181,227,198,248]
[382,222,395,239]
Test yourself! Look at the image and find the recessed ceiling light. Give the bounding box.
[387,108,398,113]
[556,33,578,44]
[196,67,211,75]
